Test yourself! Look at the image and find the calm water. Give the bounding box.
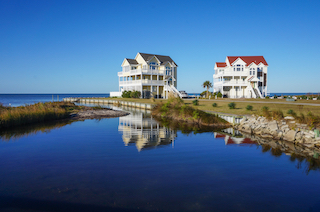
[1,96,320,211]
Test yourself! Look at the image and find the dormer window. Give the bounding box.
[236,64,243,71]
[149,62,158,70]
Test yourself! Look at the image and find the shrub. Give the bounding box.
[261,106,271,119]
[265,96,270,99]
[246,105,253,111]
[217,92,222,98]
[192,100,199,106]
[228,102,236,109]
[130,91,141,98]
[272,110,284,120]
[287,109,294,114]
[212,103,217,107]
[122,90,131,98]
[122,90,140,98]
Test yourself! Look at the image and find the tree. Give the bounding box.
[202,81,213,98]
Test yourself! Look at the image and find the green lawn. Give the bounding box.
[94,97,320,116]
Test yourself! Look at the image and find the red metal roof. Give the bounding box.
[216,62,227,67]
[227,56,268,66]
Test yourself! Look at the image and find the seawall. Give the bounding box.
[235,115,320,155]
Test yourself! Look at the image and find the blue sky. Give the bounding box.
[1,0,319,94]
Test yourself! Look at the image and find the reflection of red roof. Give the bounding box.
[227,56,268,66]
[216,62,227,67]
[227,138,236,144]
[215,133,256,145]
[241,138,256,144]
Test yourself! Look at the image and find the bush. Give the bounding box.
[130,91,141,98]
[287,109,294,114]
[212,103,217,107]
[192,100,199,106]
[228,102,236,109]
[272,110,284,120]
[122,90,140,98]
[217,92,222,98]
[122,90,131,98]
[274,95,278,99]
[265,96,270,99]
[246,105,253,111]
[261,106,271,119]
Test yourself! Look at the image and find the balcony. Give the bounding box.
[119,80,164,86]
[214,70,249,77]
[214,80,248,86]
[118,68,165,77]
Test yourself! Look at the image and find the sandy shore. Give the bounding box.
[71,108,129,120]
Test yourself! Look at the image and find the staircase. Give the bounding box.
[253,88,262,98]
[164,85,183,98]
[248,85,262,98]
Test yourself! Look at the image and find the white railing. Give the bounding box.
[214,80,248,85]
[164,85,183,98]
[215,70,249,76]
[119,80,164,86]
[118,68,165,77]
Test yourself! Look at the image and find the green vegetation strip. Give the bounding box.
[151,97,230,127]
[0,102,86,129]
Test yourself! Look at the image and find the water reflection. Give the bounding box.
[115,106,177,151]
[214,128,320,174]
[214,128,257,145]
[0,119,76,141]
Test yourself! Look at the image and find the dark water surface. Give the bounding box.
[1,102,320,211]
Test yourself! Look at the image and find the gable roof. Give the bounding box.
[138,53,177,66]
[227,56,268,66]
[125,58,139,65]
[216,62,227,68]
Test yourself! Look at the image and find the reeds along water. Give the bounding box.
[0,102,77,129]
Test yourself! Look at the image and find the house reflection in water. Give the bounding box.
[214,128,256,145]
[118,109,177,151]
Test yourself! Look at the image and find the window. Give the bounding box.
[166,67,172,75]
[250,71,252,75]
[253,71,255,75]
[149,62,158,70]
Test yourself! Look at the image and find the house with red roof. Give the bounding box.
[213,56,268,98]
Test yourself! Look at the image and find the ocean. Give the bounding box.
[0,94,110,107]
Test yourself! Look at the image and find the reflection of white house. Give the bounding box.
[115,52,181,98]
[118,109,177,151]
[213,56,268,98]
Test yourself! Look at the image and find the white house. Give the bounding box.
[113,52,180,98]
[213,56,268,98]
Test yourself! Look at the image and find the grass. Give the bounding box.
[151,97,229,127]
[84,97,320,128]
[0,102,86,129]
[182,99,320,116]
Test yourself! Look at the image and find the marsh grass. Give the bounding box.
[0,102,84,129]
[152,97,229,127]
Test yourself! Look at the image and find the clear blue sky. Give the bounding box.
[1,0,319,94]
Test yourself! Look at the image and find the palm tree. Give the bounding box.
[202,81,213,98]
